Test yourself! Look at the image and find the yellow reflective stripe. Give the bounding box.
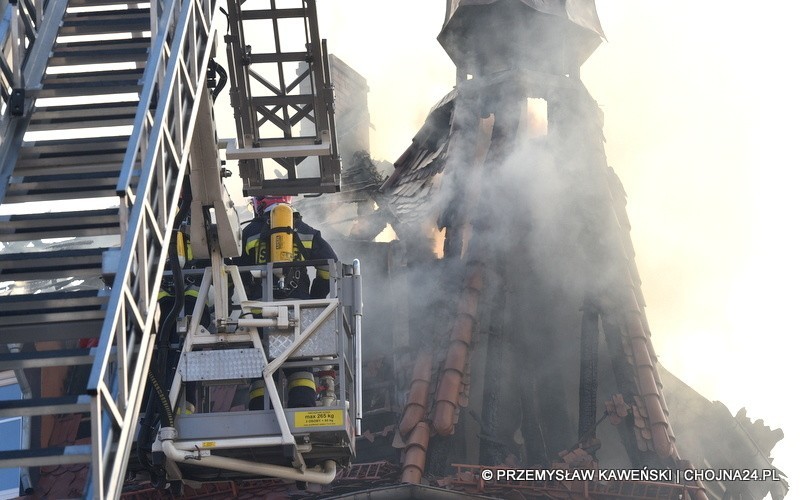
[245,237,260,254]
[297,233,313,250]
[249,387,265,399]
[288,378,317,390]
[316,269,330,280]
[185,288,199,298]
[158,290,172,300]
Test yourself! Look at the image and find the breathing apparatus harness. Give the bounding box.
[254,205,312,296]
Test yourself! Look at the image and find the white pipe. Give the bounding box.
[172,437,312,453]
[160,429,337,484]
[238,303,281,316]
[354,314,362,436]
[237,318,278,328]
[352,259,363,436]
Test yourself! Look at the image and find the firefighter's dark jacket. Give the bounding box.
[236,211,337,299]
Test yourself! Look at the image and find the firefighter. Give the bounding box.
[155,225,206,414]
[237,195,337,300]
[239,195,338,410]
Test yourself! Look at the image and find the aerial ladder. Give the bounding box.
[0,0,359,497]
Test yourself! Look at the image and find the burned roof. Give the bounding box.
[443,0,605,38]
[439,0,604,75]
[379,89,456,234]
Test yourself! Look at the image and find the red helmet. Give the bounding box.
[253,195,293,216]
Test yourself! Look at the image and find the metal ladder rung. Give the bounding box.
[43,66,142,81]
[4,177,121,202]
[0,395,92,418]
[57,23,150,37]
[239,8,307,21]
[0,312,106,343]
[244,177,339,197]
[60,10,150,36]
[0,306,108,325]
[0,289,107,314]
[36,85,141,99]
[13,160,127,177]
[32,101,139,119]
[51,37,151,64]
[16,158,128,171]
[0,445,92,468]
[1,320,105,344]
[28,102,139,131]
[27,117,137,132]
[48,56,147,69]
[66,0,141,6]
[248,51,311,65]
[39,71,142,97]
[0,348,94,370]
[6,171,122,184]
[20,136,130,156]
[62,7,149,21]
[0,247,108,280]
[0,208,119,242]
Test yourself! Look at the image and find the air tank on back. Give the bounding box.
[270,203,295,263]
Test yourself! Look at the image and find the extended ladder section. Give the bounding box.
[0,0,221,497]
[149,258,362,486]
[222,0,341,196]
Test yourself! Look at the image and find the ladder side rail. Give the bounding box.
[351,259,363,435]
[318,38,341,188]
[304,0,333,151]
[9,1,25,88]
[117,0,179,196]
[304,2,341,190]
[86,0,221,497]
[224,0,263,187]
[335,294,357,444]
[334,260,361,439]
[0,0,41,109]
[0,0,64,200]
[0,6,14,102]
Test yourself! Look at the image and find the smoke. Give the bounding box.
[459,85,625,464]
[312,0,655,468]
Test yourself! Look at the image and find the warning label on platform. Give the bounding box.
[294,410,344,428]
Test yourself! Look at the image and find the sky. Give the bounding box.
[314,0,798,492]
